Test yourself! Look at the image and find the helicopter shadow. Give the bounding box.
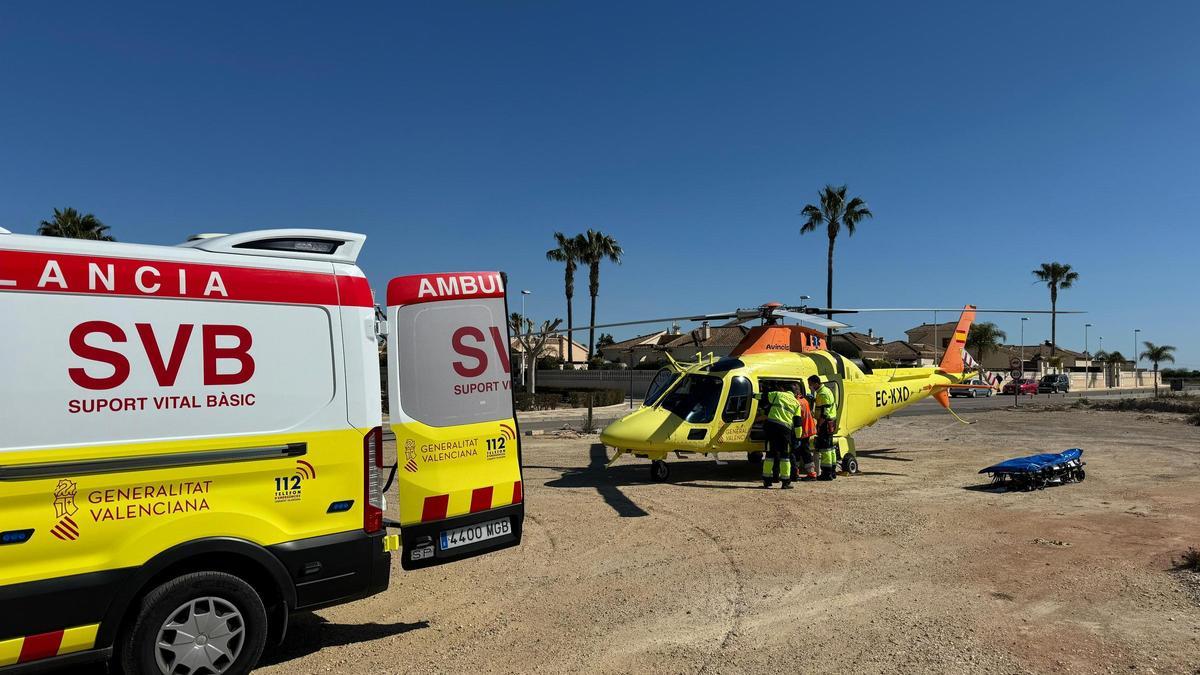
[856,448,914,463]
[536,444,651,517]
[537,445,822,515]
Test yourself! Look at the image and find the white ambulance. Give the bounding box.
[0,228,524,673]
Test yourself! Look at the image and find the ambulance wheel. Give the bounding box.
[841,455,859,475]
[748,451,763,464]
[121,570,269,675]
[650,460,670,482]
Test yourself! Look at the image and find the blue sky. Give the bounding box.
[2,2,1197,367]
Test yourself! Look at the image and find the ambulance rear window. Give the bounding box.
[393,298,513,427]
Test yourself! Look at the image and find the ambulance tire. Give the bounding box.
[120,570,269,675]
[748,451,763,464]
[650,460,670,482]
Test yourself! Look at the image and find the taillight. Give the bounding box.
[364,426,384,533]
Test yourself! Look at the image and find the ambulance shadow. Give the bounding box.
[263,613,430,666]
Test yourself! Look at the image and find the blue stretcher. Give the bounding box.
[978,448,1086,491]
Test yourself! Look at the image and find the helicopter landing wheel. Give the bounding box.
[650,460,670,482]
[748,451,764,464]
[1075,468,1086,482]
[841,455,859,475]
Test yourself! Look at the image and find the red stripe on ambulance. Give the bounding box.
[512,480,523,504]
[421,494,449,522]
[0,249,372,307]
[387,271,504,307]
[469,486,493,513]
[335,274,374,307]
[18,630,64,663]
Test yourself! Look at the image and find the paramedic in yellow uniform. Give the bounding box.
[756,382,801,489]
[809,375,839,481]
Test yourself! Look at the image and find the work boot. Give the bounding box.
[781,481,794,490]
[763,479,774,488]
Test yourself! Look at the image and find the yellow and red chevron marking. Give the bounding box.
[50,516,80,541]
[420,480,523,522]
[0,624,98,667]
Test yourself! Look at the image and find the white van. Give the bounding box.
[0,228,523,673]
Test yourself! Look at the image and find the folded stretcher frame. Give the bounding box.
[978,448,1086,491]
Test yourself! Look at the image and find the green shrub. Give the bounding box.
[1090,395,1200,414]
[514,387,625,410]
[567,389,625,407]
[514,393,533,411]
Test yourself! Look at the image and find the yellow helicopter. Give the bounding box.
[590,303,1032,482]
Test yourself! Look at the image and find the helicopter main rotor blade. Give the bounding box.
[522,311,743,336]
[812,308,1085,314]
[771,309,850,330]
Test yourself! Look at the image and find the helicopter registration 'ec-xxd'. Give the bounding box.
[580,302,1077,482]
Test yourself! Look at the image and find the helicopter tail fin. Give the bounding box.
[936,305,977,375]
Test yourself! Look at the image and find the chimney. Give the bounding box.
[867,328,873,339]
[701,321,711,341]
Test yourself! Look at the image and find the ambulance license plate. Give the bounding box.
[439,518,511,551]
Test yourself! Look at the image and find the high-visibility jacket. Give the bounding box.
[793,397,816,439]
[762,391,800,427]
[814,384,838,421]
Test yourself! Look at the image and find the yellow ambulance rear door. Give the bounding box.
[385,271,523,569]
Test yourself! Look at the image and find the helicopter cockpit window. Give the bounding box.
[643,368,678,407]
[660,375,723,424]
[722,376,753,422]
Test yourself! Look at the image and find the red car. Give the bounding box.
[1002,378,1039,395]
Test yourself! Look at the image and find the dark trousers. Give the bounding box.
[764,422,792,482]
[792,437,813,479]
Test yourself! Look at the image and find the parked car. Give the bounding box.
[1002,378,1039,395]
[1039,373,1071,393]
[950,377,995,397]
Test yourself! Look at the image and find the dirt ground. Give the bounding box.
[258,407,1200,674]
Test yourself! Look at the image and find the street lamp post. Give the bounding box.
[520,290,531,390]
[1020,317,1028,380]
[1133,328,1141,386]
[1084,323,1092,389]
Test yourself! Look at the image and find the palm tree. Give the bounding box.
[1139,342,1176,397]
[546,232,585,364]
[1105,350,1127,386]
[966,322,1007,371]
[1032,262,1078,357]
[38,207,114,241]
[800,185,873,337]
[578,229,623,361]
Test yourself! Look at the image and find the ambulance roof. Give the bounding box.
[0,228,367,274]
